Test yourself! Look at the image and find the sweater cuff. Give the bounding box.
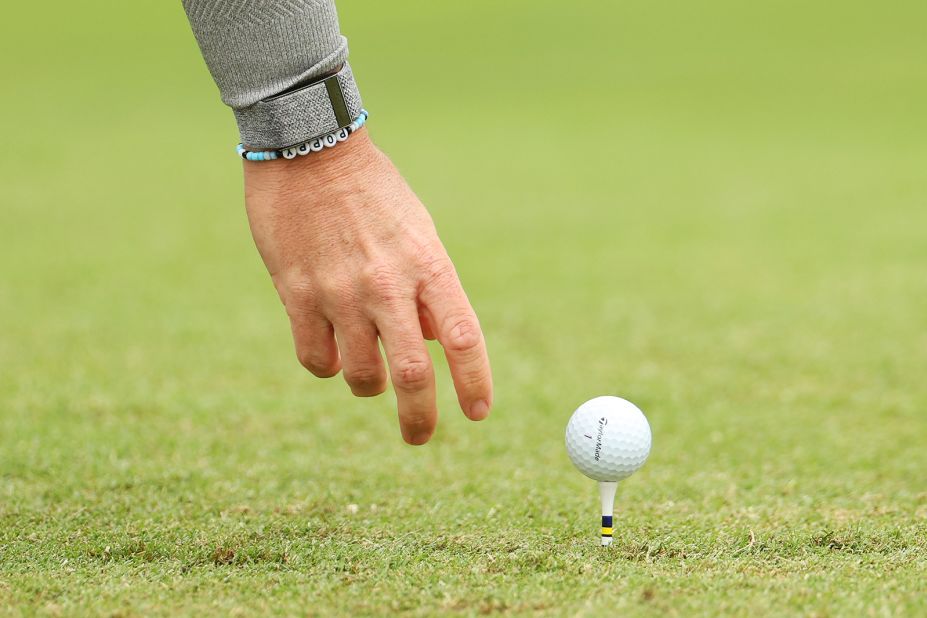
[233,63,363,150]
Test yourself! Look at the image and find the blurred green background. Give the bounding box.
[1,0,926,615]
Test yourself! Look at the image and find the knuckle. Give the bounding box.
[296,349,337,378]
[284,283,317,311]
[421,257,456,290]
[316,281,357,317]
[392,356,431,391]
[316,275,350,304]
[442,312,482,353]
[362,262,403,304]
[343,366,383,389]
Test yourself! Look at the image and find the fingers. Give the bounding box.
[288,306,341,378]
[278,253,488,446]
[375,304,437,445]
[333,319,388,397]
[419,272,493,421]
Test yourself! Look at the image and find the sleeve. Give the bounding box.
[182,0,363,150]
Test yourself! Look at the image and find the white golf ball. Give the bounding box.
[565,396,652,482]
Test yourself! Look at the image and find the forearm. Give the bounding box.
[182,0,362,149]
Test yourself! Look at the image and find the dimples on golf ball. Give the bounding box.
[565,396,652,482]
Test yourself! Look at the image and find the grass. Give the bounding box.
[2,0,926,615]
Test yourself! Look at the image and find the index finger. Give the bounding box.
[420,272,493,421]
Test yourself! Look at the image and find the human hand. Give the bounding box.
[242,129,493,444]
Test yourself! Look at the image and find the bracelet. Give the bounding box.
[235,109,369,162]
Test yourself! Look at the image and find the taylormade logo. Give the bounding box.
[594,417,607,461]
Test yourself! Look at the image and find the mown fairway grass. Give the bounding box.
[2,1,926,615]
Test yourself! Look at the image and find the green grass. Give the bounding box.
[2,0,926,615]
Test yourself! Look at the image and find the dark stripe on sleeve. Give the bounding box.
[324,76,351,127]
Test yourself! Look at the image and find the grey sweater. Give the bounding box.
[182,0,362,150]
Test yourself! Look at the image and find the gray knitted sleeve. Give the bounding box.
[182,0,363,150]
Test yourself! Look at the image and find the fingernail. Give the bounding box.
[469,399,490,421]
[402,424,434,446]
[404,430,432,446]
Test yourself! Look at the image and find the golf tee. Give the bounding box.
[599,481,618,547]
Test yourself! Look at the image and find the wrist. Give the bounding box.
[243,127,382,191]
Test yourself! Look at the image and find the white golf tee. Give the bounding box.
[599,481,618,546]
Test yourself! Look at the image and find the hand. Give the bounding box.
[242,128,493,444]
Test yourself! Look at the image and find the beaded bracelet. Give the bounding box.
[236,109,368,162]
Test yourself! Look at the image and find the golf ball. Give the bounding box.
[565,396,652,482]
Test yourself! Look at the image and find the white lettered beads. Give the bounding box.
[236,109,369,162]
